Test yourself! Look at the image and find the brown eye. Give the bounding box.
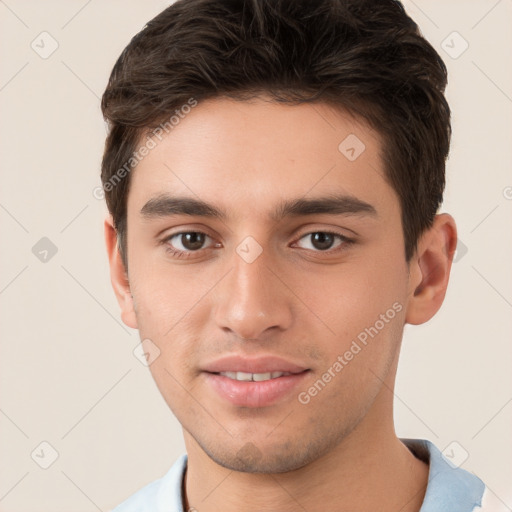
[179,232,206,251]
[310,232,335,250]
[165,232,213,252]
[296,231,349,252]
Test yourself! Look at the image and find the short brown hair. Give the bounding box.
[101,0,450,266]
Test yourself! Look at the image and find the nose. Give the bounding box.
[212,246,293,341]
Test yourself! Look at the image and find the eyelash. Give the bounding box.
[161,230,354,260]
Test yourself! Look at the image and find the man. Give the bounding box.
[100,0,502,510]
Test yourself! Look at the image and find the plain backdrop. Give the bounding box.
[0,1,511,511]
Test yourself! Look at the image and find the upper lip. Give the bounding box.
[202,355,309,374]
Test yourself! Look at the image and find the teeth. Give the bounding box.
[252,372,271,381]
[219,371,291,381]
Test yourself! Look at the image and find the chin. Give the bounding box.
[196,435,335,474]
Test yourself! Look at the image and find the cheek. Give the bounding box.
[130,265,216,384]
[299,255,407,348]
[130,260,210,336]
[297,295,405,418]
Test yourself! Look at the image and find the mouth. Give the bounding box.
[201,354,311,407]
[202,355,310,408]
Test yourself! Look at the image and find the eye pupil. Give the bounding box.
[311,232,334,250]
[182,232,205,250]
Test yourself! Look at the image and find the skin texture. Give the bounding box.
[105,97,457,511]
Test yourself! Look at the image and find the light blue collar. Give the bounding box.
[402,438,485,512]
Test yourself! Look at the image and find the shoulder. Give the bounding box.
[109,454,188,512]
[402,439,507,512]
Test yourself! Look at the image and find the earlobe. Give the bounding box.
[405,214,458,325]
[104,217,138,330]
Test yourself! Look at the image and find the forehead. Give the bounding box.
[128,97,397,222]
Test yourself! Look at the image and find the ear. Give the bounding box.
[405,214,458,325]
[104,216,138,329]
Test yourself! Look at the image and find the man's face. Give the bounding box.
[123,97,413,472]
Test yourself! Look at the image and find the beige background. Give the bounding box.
[0,1,511,510]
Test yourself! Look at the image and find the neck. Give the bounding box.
[182,391,428,512]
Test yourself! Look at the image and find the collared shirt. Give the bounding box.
[111,439,506,511]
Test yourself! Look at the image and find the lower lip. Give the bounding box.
[204,371,309,408]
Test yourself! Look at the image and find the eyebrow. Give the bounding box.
[140,193,377,221]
